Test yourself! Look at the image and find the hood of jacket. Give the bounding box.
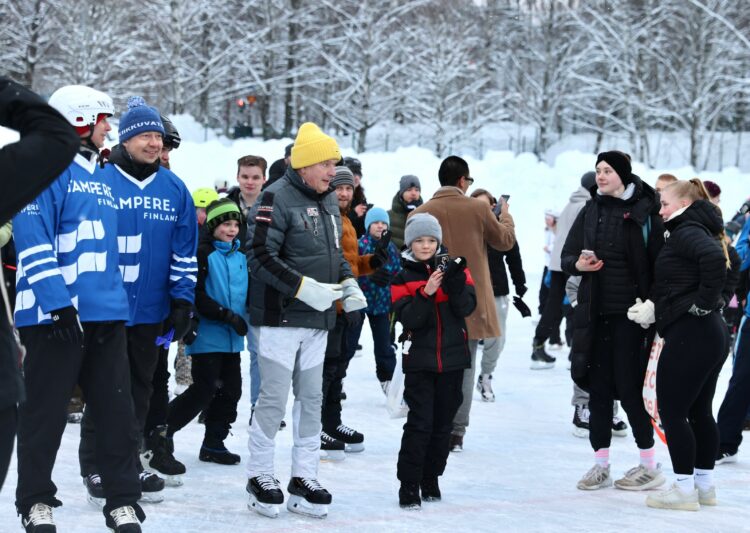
[665,199,724,236]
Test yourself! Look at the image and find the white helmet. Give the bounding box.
[48,85,115,128]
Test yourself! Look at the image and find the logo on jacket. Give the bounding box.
[307,208,319,217]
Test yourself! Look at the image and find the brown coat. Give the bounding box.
[411,186,515,339]
[337,210,374,314]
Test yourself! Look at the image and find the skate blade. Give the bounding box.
[87,494,106,509]
[572,427,589,438]
[287,495,327,518]
[611,429,628,438]
[344,443,364,453]
[480,395,495,402]
[248,494,280,518]
[164,475,184,487]
[139,491,165,504]
[320,449,346,462]
[530,361,555,370]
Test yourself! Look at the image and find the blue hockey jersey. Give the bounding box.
[13,154,130,326]
[104,162,198,325]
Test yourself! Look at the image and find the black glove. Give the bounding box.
[516,284,528,298]
[369,230,392,269]
[183,315,200,346]
[166,299,193,341]
[513,296,532,318]
[345,310,363,328]
[227,312,249,336]
[442,257,468,294]
[370,268,392,287]
[50,306,84,345]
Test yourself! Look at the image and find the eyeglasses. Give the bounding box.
[464,176,474,185]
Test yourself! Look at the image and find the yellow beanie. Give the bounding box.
[290,122,341,169]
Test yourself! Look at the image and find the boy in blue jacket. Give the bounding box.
[166,199,248,465]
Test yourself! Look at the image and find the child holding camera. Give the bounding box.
[391,213,477,510]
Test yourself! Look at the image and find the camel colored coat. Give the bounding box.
[411,186,516,339]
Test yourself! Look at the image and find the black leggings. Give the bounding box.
[657,312,728,474]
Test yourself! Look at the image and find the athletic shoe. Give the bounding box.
[577,464,612,490]
[476,374,495,402]
[449,434,463,453]
[611,415,629,437]
[21,503,55,532]
[645,483,699,511]
[614,463,665,491]
[572,404,589,438]
[716,450,738,464]
[698,485,717,506]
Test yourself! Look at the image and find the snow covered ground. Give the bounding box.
[0,296,746,532]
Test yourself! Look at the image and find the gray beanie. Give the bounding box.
[405,213,442,248]
[581,171,596,190]
[399,174,421,196]
[331,166,354,188]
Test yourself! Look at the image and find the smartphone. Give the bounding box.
[435,253,450,272]
[501,194,510,202]
[581,249,597,260]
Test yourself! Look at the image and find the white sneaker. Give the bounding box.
[614,463,665,491]
[645,483,699,511]
[698,485,716,506]
[577,464,612,490]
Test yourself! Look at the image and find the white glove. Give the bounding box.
[295,277,343,312]
[341,278,367,312]
[627,298,655,329]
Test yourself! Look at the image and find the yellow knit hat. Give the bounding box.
[290,122,341,169]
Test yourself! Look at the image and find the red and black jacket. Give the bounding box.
[391,250,477,373]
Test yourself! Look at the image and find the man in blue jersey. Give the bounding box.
[13,85,144,532]
[78,97,198,501]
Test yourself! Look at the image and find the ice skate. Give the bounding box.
[420,477,441,502]
[399,481,421,510]
[84,473,106,508]
[286,477,331,518]
[141,426,185,486]
[476,373,495,402]
[645,483,699,511]
[611,415,628,437]
[572,404,589,438]
[530,342,555,370]
[105,505,144,532]
[320,431,346,461]
[138,471,165,503]
[577,464,612,490]
[716,450,737,464]
[199,443,241,465]
[22,502,56,532]
[246,475,284,518]
[328,424,364,453]
[380,380,390,395]
[614,463,665,491]
[698,485,717,506]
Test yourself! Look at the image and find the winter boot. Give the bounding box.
[399,481,421,510]
[420,477,441,502]
[530,340,555,370]
[141,425,186,486]
[200,423,241,465]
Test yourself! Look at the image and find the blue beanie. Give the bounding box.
[365,207,389,231]
[119,96,165,143]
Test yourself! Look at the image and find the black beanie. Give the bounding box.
[580,171,596,190]
[596,151,632,185]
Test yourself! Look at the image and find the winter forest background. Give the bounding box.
[2,0,749,170]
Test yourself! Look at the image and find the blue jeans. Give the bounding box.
[246,321,260,406]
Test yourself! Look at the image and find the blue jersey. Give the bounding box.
[13,154,130,326]
[105,162,198,325]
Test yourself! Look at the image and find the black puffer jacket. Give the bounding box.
[561,175,664,389]
[391,249,477,373]
[653,200,728,334]
[488,241,526,297]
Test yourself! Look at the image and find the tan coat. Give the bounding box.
[411,186,515,339]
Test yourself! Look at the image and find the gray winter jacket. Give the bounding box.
[245,167,353,330]
[548,186,591,272]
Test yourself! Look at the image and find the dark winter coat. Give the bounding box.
[188,238,249,355]
[561,176,664,390]
[388,192,423,250]
[653,200,727,334]
[246,167,353,330]
[348,186,368,238]
[488,241,526,297]
[358,233,401,315]
[391,249,477,374]
[0,78,79,409]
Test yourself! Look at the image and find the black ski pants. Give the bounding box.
[16,323,140,515]
[534,270,567,344]
[717,316,750,454]
[80,323,162,477]
[397,369,463,483]
[658,312,727,474]
[321,313,349,433]
[588,315,654,452]
[0,405,16,491]
[144,343,170,436]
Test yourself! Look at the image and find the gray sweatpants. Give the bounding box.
[571,383,620,416]
[452,339,480,437]
[246,326,327,479]
[479,295,510,375]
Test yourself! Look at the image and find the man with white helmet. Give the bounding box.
[12,85,145,532]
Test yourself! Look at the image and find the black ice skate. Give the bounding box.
[83,473,106,508]
[287,477,332,518]
[328,424,364,453]
[399,481,421,510]
[246,475,284,518]
[21,503,56,532]
[530,341,556,370]
[141,425,185,487]
[572,404,590,438]
[138,471,165,504]
[105,504,144,532]
[320,431,346,462]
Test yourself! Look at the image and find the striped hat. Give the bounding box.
[206,198,241,233]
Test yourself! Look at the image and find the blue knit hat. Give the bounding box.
[119,96,165,143]
[365,207,389,231]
